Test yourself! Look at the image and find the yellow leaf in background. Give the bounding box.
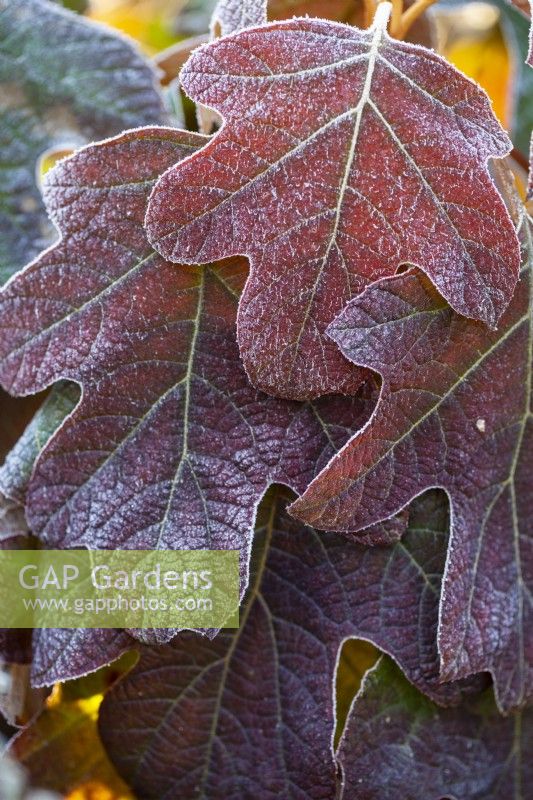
[38,148,76,194]
[335,639,378,747]
[10,653,137,800]
[509,159,530,202]
[39,148,74,177]
[67,778,131,800]
[446,29,511,128]
[437,4,512,129]
[88,0,188,53]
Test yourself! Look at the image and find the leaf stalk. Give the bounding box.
[399,0,438,39]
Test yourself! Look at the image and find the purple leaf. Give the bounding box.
[99,488,476,800]
[292,215,533,711]
[339,656,532,800]
[0,126,380,619]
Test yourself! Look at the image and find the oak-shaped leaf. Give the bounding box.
[0,385,135,688]
[146,3,520,400]
[0,568,134,688]
[199,0,269,133]
[0,0,166,283]
[292,214,533,712]
[99,488,475,800]
[159,0,432,126]
[339,657,532,800]
[0,126,385,616]
[0,557,133,691]
[0,549,133,688]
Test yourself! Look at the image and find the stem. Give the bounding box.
[398,0,438,38]
[388,0,404,38]
[363,0,378,28]
[373,1,393,30]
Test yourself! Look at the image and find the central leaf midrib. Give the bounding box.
[161,12,393,253]
[195,494,278,799]
[287,8,387,369]
[156,270,205,547]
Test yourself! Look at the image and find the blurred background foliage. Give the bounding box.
[88,0,215,51]
[53,0,529,157]
[437,3,511,127]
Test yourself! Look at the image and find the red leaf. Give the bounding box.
[0,127,380,612]
[146,6,520,400]
[0,548,133,686]
[292,215,532,712]
[202,1,268,132]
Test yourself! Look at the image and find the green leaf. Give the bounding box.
[0,0,166,283]
[51,0,88,13]
[339,656,532,799]
[0,383,79,519]
[492,0,533,155]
